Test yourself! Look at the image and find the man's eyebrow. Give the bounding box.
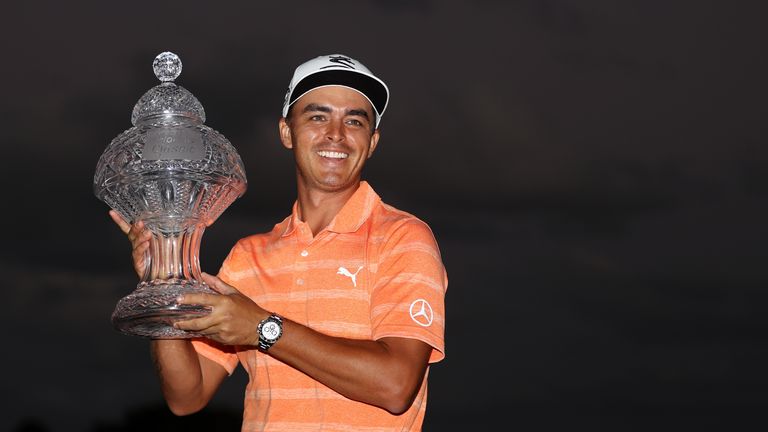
[301,103,332,114]
[346,108,370,119]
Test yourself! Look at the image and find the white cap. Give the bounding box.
[282,54,389,128]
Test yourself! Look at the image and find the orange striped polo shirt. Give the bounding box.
[192,181,447,432]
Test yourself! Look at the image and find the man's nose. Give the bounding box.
[325,118,344,142]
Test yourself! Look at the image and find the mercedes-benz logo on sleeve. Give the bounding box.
[409,299,434,327]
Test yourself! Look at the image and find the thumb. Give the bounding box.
[201,272,239,295]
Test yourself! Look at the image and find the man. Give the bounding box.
[111,54,447,431]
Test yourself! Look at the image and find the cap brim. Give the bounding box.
[289,69,388,117]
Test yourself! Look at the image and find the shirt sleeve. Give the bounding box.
[191,338,240,375]
[370,218,448,363]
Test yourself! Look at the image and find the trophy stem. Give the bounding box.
[144,222,204,282]
[112,222,215,339]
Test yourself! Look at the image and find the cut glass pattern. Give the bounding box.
[94,52,247,338]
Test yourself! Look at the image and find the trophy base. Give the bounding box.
[112,279,214,339]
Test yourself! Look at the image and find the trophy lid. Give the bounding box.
[131,52,206,125]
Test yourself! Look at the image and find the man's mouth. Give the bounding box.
[317,150,349,159]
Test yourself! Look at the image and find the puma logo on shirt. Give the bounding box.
[337,266,363,287]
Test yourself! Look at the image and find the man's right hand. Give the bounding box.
[109,210,152,279]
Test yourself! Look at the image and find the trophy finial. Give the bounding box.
[153,51,182,83]
[131,51,204,125]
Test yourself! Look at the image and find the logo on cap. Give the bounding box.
[321,55,356,70]
[409,299,434,327]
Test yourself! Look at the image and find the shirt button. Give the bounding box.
[300,250,309,257]
[296,278,305,286]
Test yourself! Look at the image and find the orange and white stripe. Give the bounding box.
[193,182,446,431]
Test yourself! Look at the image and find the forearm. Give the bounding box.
[173,274,433,414]
[150,340,225,415]
[267,319,430,414]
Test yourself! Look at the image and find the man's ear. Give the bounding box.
[367,129,381,159]
[279,117,293,150]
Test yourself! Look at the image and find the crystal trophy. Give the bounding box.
[94,52,247,338]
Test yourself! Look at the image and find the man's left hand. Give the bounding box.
[174,272,266,346]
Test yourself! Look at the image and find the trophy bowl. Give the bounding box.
[94,52,247,338]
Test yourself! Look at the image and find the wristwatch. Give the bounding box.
[257,314,283,351]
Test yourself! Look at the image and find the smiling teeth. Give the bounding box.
[317,151,348,159]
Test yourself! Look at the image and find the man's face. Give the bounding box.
[279,86,380,193]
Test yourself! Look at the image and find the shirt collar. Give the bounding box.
[279,181,380,237]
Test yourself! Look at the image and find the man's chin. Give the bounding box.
[314,176,360,193]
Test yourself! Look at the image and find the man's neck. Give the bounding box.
[296,181,361,237]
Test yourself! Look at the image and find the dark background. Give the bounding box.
[2,1,767,431]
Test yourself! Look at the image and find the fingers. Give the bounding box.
[174,281,264,345]
[173,293,220,334]
[172,302,255,345]
[173,316,233,341]
[132,240,150,278]
[201,272,239,295]
[109,210,131,234]
[110,210,152,278]
[133,238,150,257]
[173,294,227,336]
[109,210,152,246]
[174,315,216,334]
[127,221,150,277]
[179,292,220,308]
[127,221,151,244]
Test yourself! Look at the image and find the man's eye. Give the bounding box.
[346,119,363,126]
[310,115,325,121]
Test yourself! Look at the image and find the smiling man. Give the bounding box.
[113,54,447,431]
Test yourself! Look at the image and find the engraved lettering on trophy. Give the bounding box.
[142,128,204,161]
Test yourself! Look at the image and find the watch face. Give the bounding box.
[261,320,282,341]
